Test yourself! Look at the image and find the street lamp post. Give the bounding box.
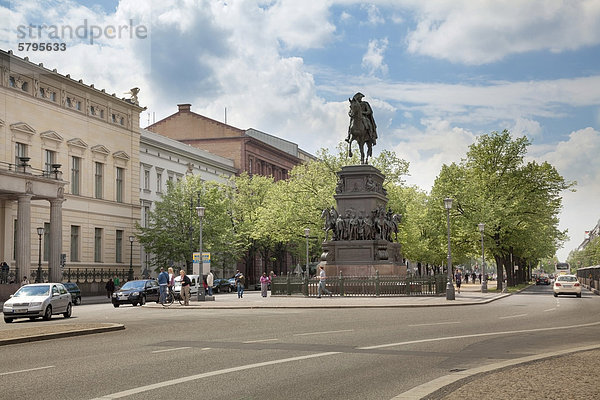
[36,227,44,283]
[444,198,455,300]
[479,223,487,293]
[304,228,310,278]
[128,236,134,281]
[196,206,205,301]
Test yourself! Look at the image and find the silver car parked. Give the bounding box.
[3,283,72,323]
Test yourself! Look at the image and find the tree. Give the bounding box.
[136,175,242,275]
[429,130,574,288]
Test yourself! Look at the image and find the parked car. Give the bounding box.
[536,275,550,285]
[212,278,233,293]
[3,283,72,323]
[63,282,82,305]
[553,274,582,298]
[111,279,159,307]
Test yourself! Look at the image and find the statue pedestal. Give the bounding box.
[320,164,405,288]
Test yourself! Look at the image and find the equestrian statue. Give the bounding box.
[346,92,378,164]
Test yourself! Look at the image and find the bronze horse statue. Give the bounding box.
[348,96,374,164]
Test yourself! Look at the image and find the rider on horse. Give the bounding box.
[346,92,377,145]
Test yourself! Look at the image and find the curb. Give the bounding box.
[0,323,125,346]
[391,343,600,400]
[141,293,510,310]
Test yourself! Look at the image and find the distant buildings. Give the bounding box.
[577,219,600,252]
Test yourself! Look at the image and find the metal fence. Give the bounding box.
[576,265,600,295]
[0,267,132,285]
[271,272,446,297]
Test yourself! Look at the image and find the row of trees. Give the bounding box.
[568,236,600,269]
[137,131,573,287]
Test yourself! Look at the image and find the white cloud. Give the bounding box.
[361,4,384,26]
[361,38,388,76]
[529,127,600,261]
[404,0,600,65]
[388,119,475,191]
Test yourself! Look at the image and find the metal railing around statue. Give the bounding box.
[271,271,446,297]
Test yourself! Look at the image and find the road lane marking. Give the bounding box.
[90,351,341,399]
[151,347,191,354]
[543,308,556,312]
[498,313,528,319]
[243,338,279,343]
[358,321,600,350]
[293,329,353,336]
[408,322,460,327]
[0,366,55,376]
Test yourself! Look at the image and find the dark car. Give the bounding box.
[536,275,550,285]
[212,278,233,293]
[111,279,159,307]
[63,282,82,305]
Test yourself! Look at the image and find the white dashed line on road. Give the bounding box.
[0,365,55,376]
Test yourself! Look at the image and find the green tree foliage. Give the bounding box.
[568,236,600,268]
[136,175,242,275]
[429,130,574,287]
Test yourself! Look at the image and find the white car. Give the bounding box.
[3,283,72,323]
[553,275,582,298]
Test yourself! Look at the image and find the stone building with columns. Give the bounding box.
[0,49,144,282]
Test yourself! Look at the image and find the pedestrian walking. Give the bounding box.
[235,270,245,298]
[260,272,271,297]
[157,267,169,305]
[21,276,29,287]
[472,272,476,283]
[454,270,462,294]
[478,273,482,283]
[179,269,191,305]
[317,266,332,298]
[113,274,120,289]
[464,273,469,284]
[206,270,214,296]
[105,279,115,299]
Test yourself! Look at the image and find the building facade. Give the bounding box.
[139,129,238,277]
[0,49,144,281]
[146,103,314,285]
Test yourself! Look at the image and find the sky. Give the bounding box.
[2,0,600,262]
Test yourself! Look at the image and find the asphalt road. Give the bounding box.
[1,284,598,400]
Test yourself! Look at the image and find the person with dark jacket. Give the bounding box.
[105,279,115,299]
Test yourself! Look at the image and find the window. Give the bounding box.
[71,156,80,195]
[143,169,150,191]
[70,226,80,262]
[94,162,103,199]
[116,167,124,203]
[156,172,162,193]
[44,150,56,175]
[43,223,50,261]
[94,228,102,262]
[15,142,27,166]
[116,230,123,263]
[143,205,150,228]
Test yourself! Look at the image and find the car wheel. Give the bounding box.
[63,303,72,318]
[43,305,52,321]
[113,303,120,308]
[74,297,81,305]
[29,317,37,321]
[553,293,558,297]
[576,293,582,298]
[4,317,13,323]
[140,295,146,306]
